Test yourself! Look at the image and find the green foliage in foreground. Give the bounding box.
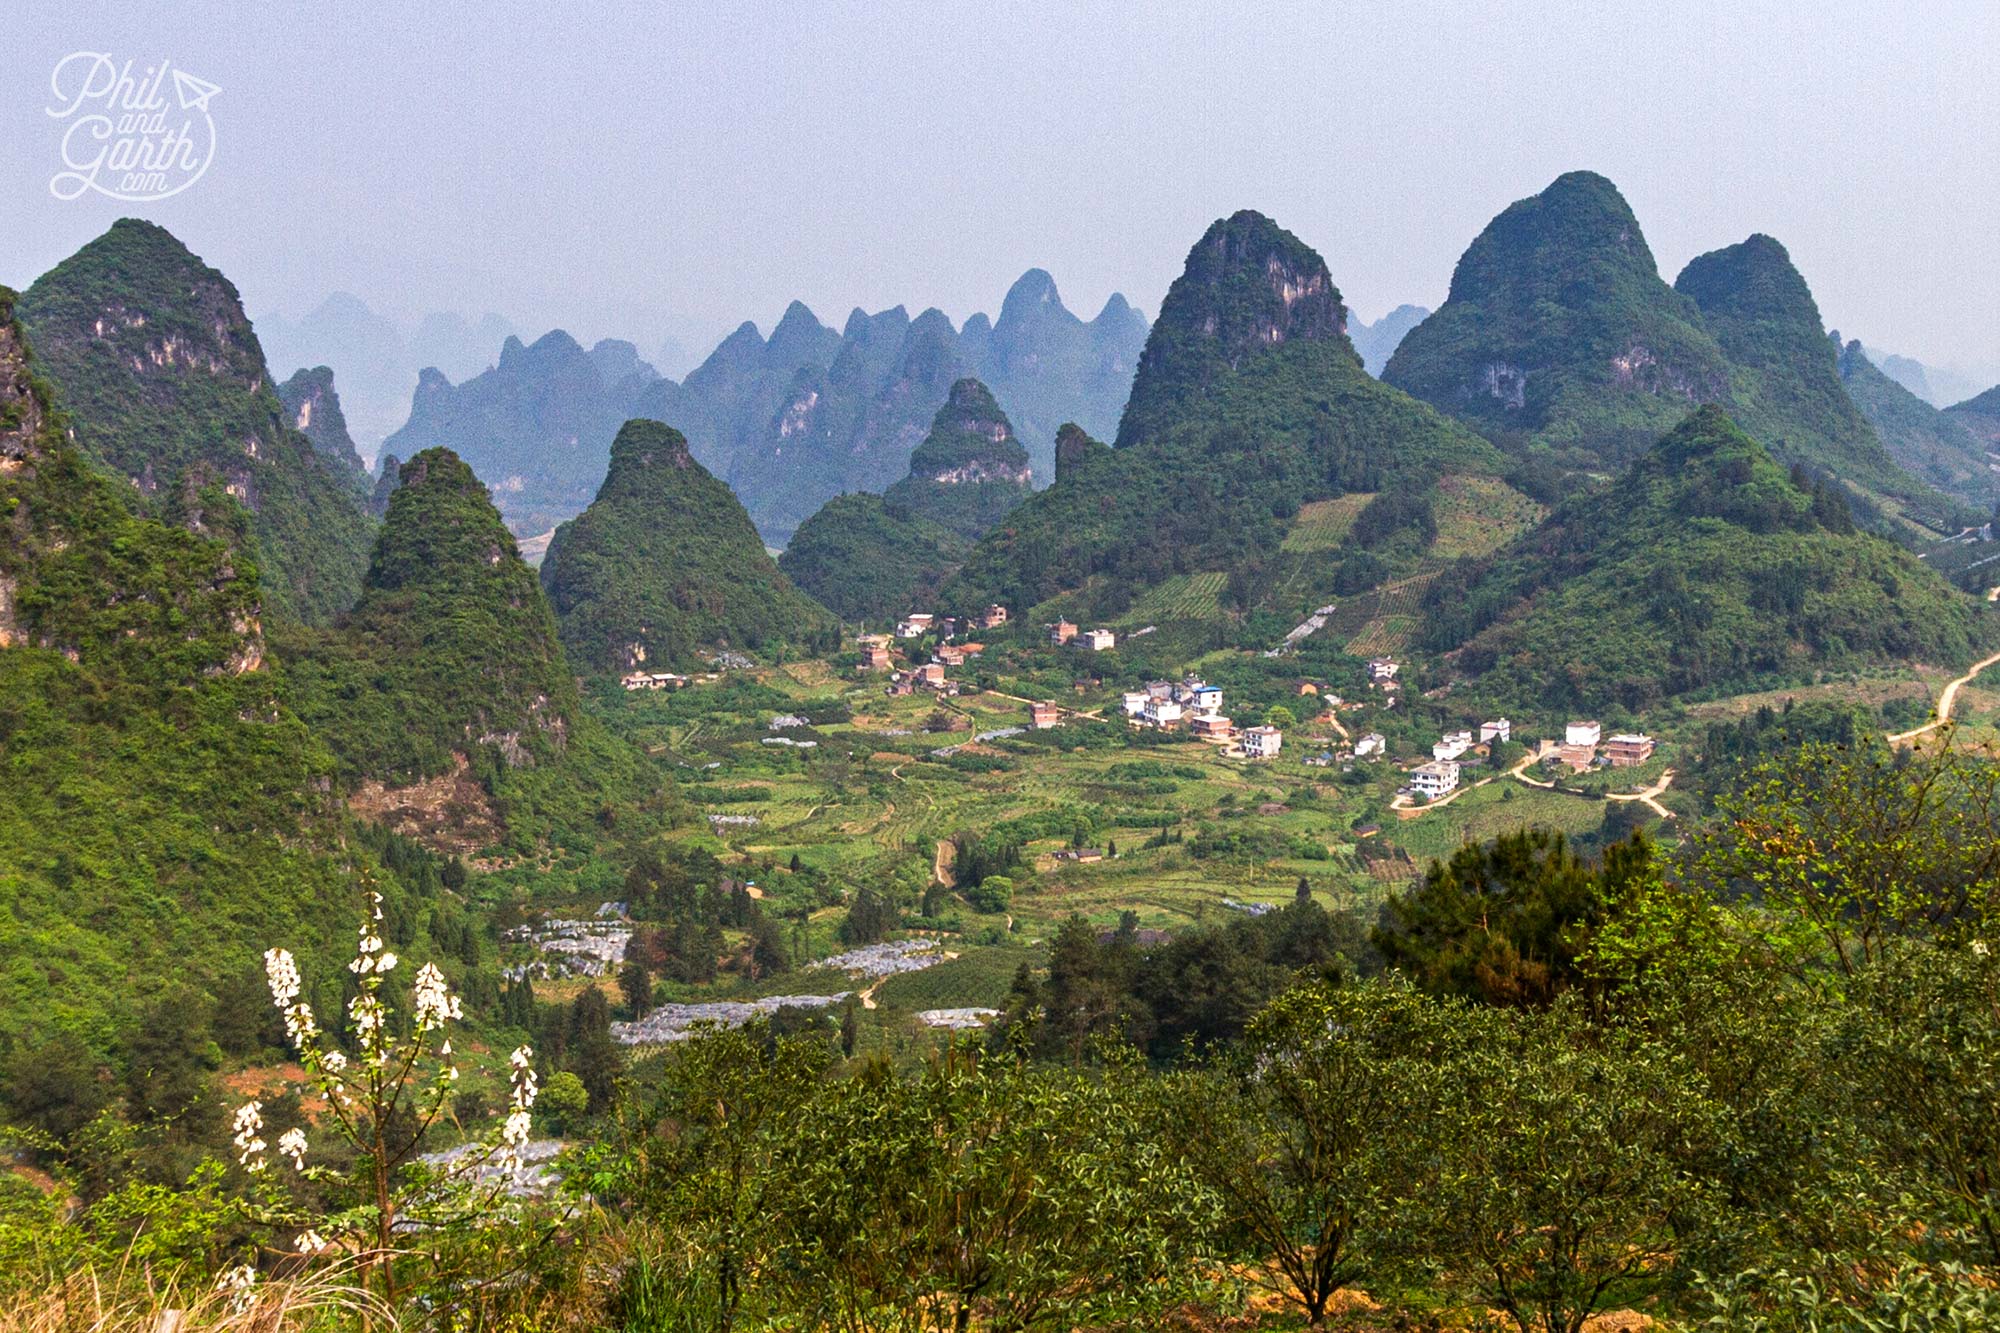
[6,738,2000,1331]
[541,419,838,673]
[1421,406,1988,711]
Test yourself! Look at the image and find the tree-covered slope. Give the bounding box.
[1945,385,2000,455]
[287,447,581,782]
[276,364,371,493]
[1836,339,1998,507]
[946,211,1503,622]
[17,219,376,625]
[1674,236,1957,521]
[1383,172,1732,470]
[777,492,971,623]
[540,419,837,672]
[1419,406,1986,711]
[880,378,1033,539]
[0,287,412,1049]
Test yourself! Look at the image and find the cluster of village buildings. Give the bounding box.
[1118,677,1283,757]
[1397,712,1656,805]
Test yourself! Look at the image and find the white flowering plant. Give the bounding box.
[229,881,541,1309]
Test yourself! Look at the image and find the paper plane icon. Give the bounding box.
[172,69,221,112]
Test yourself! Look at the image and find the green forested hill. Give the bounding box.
[1382,172,1731,470]
[879,378,1033,539]
[540,419,837,672]
[290,448,580,780]
[1673,235,1958,521]
[777,492,971,623]
[0,288,431,1050]
[1382,174,1963,529]
[1419,406,1986,710]
[945,211,1503,623]
[1836,339,1998,507]
[17,219,375,625]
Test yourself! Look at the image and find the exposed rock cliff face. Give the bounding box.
[1117,210,1350,448]
[880,378,1034,539]
[277,364,370,486]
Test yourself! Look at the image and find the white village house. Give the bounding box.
[1241,725,1283,758]
[1409,759,1460,801]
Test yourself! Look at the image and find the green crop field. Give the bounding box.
[1281,493,1374,553]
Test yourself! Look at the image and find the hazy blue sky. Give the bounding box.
[6,1,1996,379]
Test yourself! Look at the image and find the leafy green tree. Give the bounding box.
[1420,1001,1725,1333]
[1175,980,1457,1323]
[1840,939,2000,1271]
[1699,738,2000,977]
[535,1071,588,1135]
[1375,829,1654,1006]
[1264,704,1297,731]
[607,1023,833,1330]
[618,961,653,1019]
[773,1041,1221,1331]
[562,986,623,1114]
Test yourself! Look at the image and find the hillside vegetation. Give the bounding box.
[1420,405,1987,709]
[541,419,837,671]
[18,219,375,624]
[947,211,1503,628]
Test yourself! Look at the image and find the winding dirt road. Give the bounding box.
[1886,647,2000,744]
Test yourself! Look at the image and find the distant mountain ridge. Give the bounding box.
[1834,336,1998,506]
[382,329,663,535]
[256,294,518,459]
[1349,304,1430,375]
[384,271,1147,546]
[777,377,1029,621]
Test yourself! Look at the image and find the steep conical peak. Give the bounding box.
[884,377,1033,539]
[1674,234,1823,350]
[1117,210,1348,445]
[773,300,822,336]
[1447,171,1655,305]
[1171,210,1345,348]
[19,218,374,623]
[388,448,490,511]
[603,417,696,482]
[915,378,1020,462]
[997,269,1068,329]
[369,451,402,516]
[539,420,833,672]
